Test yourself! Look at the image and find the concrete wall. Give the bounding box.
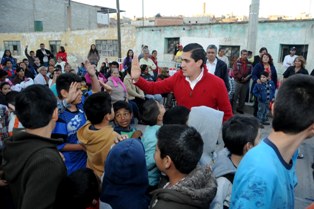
[0,0,99,33]
[136,20,314,74]
[0,26,136,68]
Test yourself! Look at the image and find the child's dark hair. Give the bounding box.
[5,91,19,106]
[163,106,190,125]
[261,71,269,78]
[55,168,100,209]
[222,115,259,156]
[15,85,57,129]
[273,74,314,133]
[0,82,10,90]
[157,125,203,174]
[56,73,82,99]
[113,100,132,114]
[142,100,159,126]
[84,92,112,125]
[140,64,148,73]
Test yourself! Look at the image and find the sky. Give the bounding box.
[74,0,314,18]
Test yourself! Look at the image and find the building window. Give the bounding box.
[49,40,61,56]
[34,21,43,32]
[4,41,21,56]
[219,45,240,68]
[279,44,308,62]
[165,38,180,54]
[95,40,118,57]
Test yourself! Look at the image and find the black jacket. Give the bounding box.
[215,59,230,91]
[3,132,66,209]
[36,49,54,64]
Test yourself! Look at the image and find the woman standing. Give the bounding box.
[87,44,100,66]
[251,53,278,117]
[56,46,67,63]
[283,56,308,80]
[123,49,133,71]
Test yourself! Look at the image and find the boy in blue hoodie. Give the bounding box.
[253,71,275,126]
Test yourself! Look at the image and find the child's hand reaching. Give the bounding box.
[65,82,81,104]
[114,134,129,144]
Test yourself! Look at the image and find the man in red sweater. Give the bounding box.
[131,43,232,122]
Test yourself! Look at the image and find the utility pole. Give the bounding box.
[67,0,72,31]
[247,0,259,54]
[116,0,122,58]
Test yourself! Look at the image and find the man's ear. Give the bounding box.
[196,59,203,68]
[52,108,58,122]
[60,89,68,99]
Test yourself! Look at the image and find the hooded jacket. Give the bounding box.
[150,166,217,209]
[77,121,117,177]
[2,131,66,209]
[210,148,237,209]
[187,106,224,167]
[100,139,149,209]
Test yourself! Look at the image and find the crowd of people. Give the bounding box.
[0,42,313,209]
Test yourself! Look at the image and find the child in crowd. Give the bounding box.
[231,75,314,208]
[3,85,66,209]
[100,139,149,209]
[52,62,101,175]
[113,100,142,139]
[55,168,100,209]
[163,106,190,125]
[5,91,23,136]
[253,71,275,127]
[141,99,165,191]
[0,82,11,96]
[210,115,260,209]
[150,125,217,209]
[77,92,118,177]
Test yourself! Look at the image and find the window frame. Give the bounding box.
[279,44,308,62]
[3,40,21,56]
[95,40,118,57]
[165,37,180,54]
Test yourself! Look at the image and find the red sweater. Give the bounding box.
[56,52,68,63]
[135,70,233,121]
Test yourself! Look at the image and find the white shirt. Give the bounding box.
[283,54,298,69]
[217,55,229,67]
[206,58,217,75]
[185,68,204,90]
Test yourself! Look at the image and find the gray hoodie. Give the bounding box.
[187,106,224,167]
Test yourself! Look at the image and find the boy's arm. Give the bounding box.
[85,61,101,93]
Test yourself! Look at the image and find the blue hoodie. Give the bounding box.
[100,139,149,209]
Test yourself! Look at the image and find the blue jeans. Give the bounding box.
[257,101,269,122]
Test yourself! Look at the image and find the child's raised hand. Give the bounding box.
[65,82,81,104]
[131,55,141,82]
[85,60,96,77]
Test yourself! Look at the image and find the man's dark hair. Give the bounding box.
[163,106,190,125]
[157,125,203,174]
[241,49,248,55]
[259,47,268,53]
[56,73,82,99]
[15,85,57,129]
[22,58,28,62]
[218,48,225,52]
[110,61,119,68]
[5,91,19,106]
[84,92,112,125]
[4,60,12,65]
[183,43,206,66]
[141,100,160,126]
[113,100,132,114]
[273,74,314,133]
[55,168,100,209]
[222,115,259,156]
